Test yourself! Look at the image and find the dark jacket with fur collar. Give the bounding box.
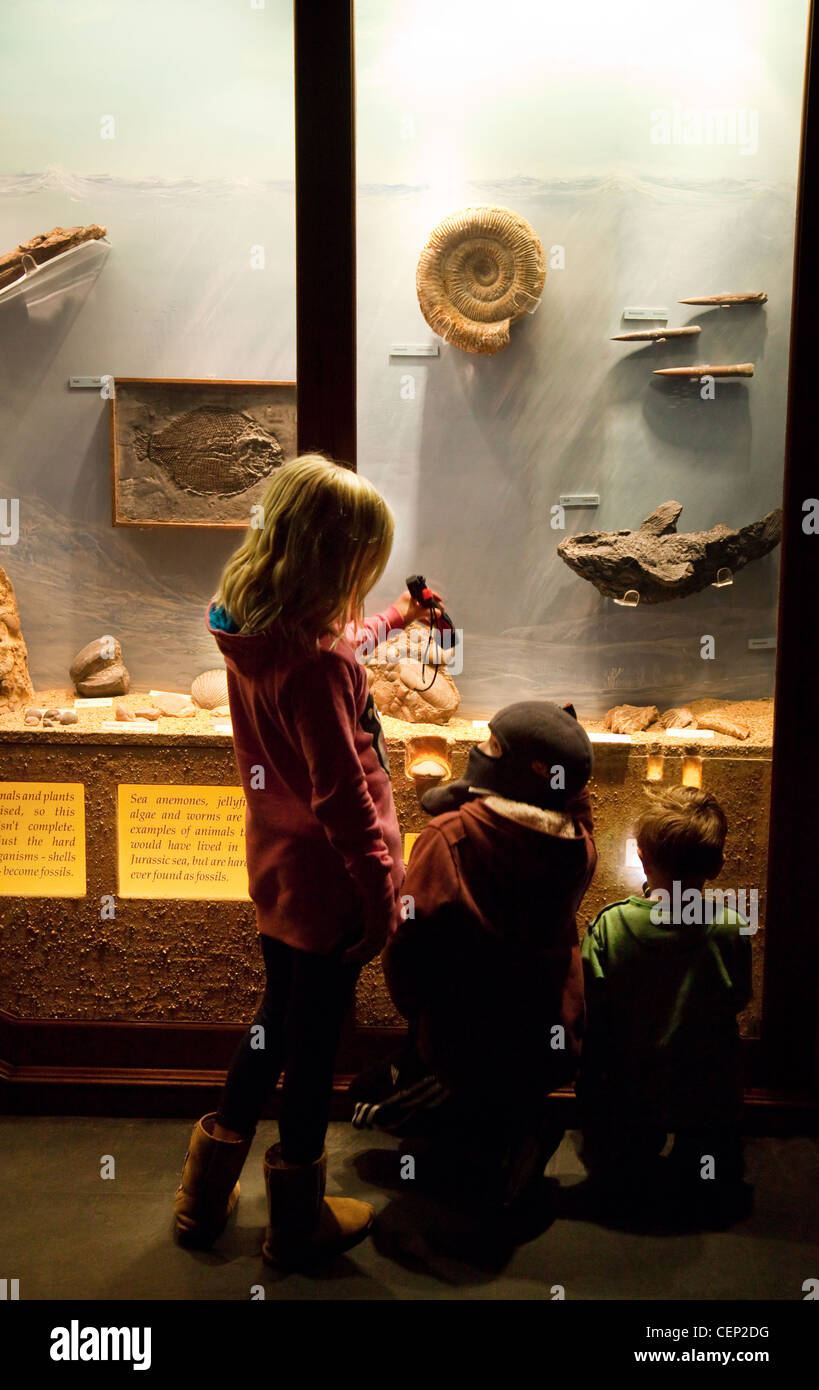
[383,791,597,1107]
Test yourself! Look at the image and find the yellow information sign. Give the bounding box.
[0,782,86,896]
[117,785,250,900]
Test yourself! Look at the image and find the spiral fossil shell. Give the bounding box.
[191,668,229,710]
[416,205,546,355]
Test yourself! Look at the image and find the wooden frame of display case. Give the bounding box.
[762,0,819,1096]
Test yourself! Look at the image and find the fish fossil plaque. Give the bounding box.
[111,379,297,527]
[557,501,782,604]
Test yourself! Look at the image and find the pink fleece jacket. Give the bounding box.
[208,603,406,953]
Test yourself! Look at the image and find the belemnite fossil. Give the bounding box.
[557,501,782,604]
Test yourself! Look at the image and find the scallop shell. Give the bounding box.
[191,668,229,710]
[144,407,284,496]
[416,205,546,355]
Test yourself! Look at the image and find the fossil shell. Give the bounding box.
[604,704,660,735]
[191,668,229,710]
[416,205,546,355]
[696,713,750,740]
[660,707,698,729]
[145,407,284,496]
[150,690,196,716]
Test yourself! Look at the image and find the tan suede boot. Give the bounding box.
[174,1114,253,1247]
[262,1142,375,1268]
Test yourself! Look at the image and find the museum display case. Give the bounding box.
[0,0,817,1113]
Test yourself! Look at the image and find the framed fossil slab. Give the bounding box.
[110,378,297,528]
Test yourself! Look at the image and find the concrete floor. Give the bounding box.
[0,1117,817,1300]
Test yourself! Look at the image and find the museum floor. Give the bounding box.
[1,1117,817,1301]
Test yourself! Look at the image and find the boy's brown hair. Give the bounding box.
[634,786,727,882]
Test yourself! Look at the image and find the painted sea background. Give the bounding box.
[0,0,810,715]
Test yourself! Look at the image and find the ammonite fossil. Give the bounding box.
[416,205,546,355]
[133,407,284,497]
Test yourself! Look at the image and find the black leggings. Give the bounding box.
[215,934,360,1165]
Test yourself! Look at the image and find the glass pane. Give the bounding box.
[356,0,811,1044]
[0,0,295,680]
[0,1,295,1023]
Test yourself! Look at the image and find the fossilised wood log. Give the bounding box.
[653,363,754,377]
[679,293,767,305]
[696,713,750,740]
[604,704,660,734]
[611,327,701,341]
[0,563,35,711]
[557,500,782,604]
[0,223,107,291]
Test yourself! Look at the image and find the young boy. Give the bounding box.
[352,701,597,1209]
[577,785,752,1214]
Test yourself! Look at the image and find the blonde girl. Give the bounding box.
[174,455,439,1267]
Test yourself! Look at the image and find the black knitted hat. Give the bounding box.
[421,700,593,815]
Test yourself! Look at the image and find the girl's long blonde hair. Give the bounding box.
[214,454,394,652]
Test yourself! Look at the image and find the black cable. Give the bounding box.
[418,602,442,691]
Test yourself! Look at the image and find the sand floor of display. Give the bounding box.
[0,693,773,747]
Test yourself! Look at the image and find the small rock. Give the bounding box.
[115,704,135,721]
[59,710,78,725]
[70,636,130,697]
[604,704,660,735]
[660,707,698,729]
[43,707,61,719]
[24,712,40,726]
